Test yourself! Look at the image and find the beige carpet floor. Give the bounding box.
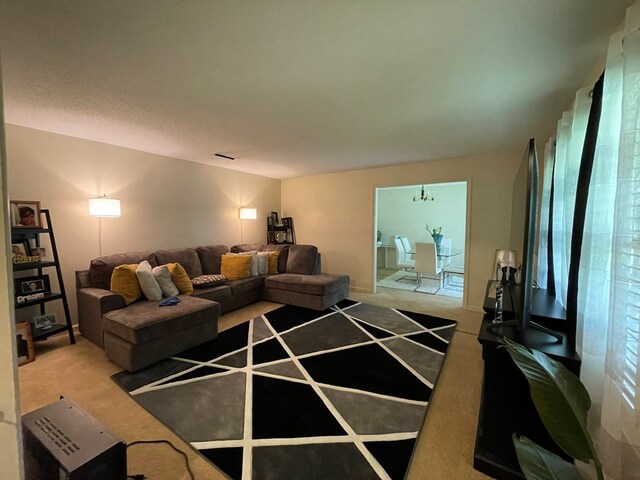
[18,293,491,480]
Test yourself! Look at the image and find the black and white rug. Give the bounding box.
[112,300,456,480]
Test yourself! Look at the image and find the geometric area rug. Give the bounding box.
[111,299,457,480]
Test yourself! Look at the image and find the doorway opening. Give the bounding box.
[374,181,469,306]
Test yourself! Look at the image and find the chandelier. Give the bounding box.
[412,185,435,202]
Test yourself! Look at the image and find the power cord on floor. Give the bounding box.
[126,439,195,480]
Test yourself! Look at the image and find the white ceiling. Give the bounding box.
[0,1,631,179]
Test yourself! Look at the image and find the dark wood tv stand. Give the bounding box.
[474,285,581,479]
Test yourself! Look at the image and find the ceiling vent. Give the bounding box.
[213,153,235,160]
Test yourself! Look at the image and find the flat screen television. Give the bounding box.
[489,138,562,342]
[509,137,538,332]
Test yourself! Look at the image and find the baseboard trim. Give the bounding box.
[465,305,484,313]
[349,286,371,294]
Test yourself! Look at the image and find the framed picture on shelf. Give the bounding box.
[16,322,35,366]
[9,200,41,228]
[31,246,47,260]
[32,313,56,331]
[15,274,50,296]
[275,230,288,243]
[11,241,29,259]
[270,211,279,226]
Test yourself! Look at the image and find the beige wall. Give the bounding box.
[5,124,281,326]
[282,152,521,311]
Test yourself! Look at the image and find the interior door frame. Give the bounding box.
[372,179,472,310]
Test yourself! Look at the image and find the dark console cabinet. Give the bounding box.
[474,290,581,479]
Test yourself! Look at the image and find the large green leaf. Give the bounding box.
[513,435,584,480]
[501,337,594,463]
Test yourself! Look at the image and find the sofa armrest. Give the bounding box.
[77,286,126,348]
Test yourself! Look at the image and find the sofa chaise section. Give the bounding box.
[263,273,350,311]
[102,295,219,372]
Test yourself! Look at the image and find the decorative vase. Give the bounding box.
[432,233,443,254]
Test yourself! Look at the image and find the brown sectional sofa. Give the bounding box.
[75,243,349,372]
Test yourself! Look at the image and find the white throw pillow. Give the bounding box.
[152,265,180,297]
[136,260,163,301]
[256,252,269,275]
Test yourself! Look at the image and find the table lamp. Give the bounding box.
[492,249,518,324]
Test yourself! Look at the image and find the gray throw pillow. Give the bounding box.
[152,265,180,297]
[136,260,163,301]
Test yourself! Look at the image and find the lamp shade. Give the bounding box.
[239,207,257,220]
[89,196,121,218]
[494,249,518,282]
[495,249,518,268]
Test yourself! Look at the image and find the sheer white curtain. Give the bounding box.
[537,139,555,289]
[552,89,592,307]
[577,2,640,477]
[551,112,572,304]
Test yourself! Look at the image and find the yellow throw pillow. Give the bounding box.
[267,251,280,274]
[221,254,252,281]
[110,264,142,305]
[166,262,193,295]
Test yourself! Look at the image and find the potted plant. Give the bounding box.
[501,337,603,480]
[425,225,444,253]
[376,230,382,245]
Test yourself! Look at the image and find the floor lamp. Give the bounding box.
[239,206,257,243]
[89,194,121,256]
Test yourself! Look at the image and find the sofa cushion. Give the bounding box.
[152,265,180,297]
[136,261,163,301]
[110,264,142,305]
[221,254,252,281]
[230,243,265,253]
[103,295,219,345]
[285,245,318,274]
[196,245,229,275]
[265,244,290,273]
[265,273,348,296]
[154,248,203,279]
[227,276,263,295]
[191,274,227,288]
[192,284,232,303]
[166,263,193,295]
[90,251,156,290]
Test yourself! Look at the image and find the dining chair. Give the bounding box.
[439,237,452,284]
[415,242,443,292]
[401,237,414,259]
[394,235,415,271]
